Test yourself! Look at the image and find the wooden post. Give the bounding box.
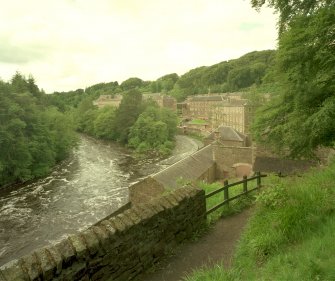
[243,175,248,193]
[224,180,229,205]
[256,171,261,188]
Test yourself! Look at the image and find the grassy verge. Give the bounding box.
[185,163,335,281]
[196,179,257,224]
[188,119,208,125]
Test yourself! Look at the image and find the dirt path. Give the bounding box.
[138,208,253,281]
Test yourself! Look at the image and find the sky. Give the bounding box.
[0,0,278,93]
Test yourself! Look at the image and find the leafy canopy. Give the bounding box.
[251,0,335,157]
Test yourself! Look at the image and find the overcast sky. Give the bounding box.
[0,0,278,93]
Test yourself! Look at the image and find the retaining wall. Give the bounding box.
[0,186,206,281]
[214,144,253,178]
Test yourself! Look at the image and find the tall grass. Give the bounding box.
[185,162,335,281]
[196,179,256,224]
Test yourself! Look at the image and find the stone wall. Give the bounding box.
[128,177,165,205]
[0,186,206,281]
[197,163,216,183]
[213,144,253,178]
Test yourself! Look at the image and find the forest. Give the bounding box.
[252,0,335,158]
[0,73,77,187]
[49,49,276,110]
[74,89,177,155]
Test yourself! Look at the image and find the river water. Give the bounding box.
[0,135,202,266]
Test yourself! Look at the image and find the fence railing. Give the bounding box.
[206,172,267,215]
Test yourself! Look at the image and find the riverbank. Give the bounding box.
[0,134,203,266]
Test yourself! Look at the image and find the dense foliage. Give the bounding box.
[47,50,276,109]
[252,0,335,157]
[171,50,276,101]
[128,106,177,154]
[0,73,77,187]
[75,90,178,155]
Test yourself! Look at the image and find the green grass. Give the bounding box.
[185,162,335,281]
[188,119,208,125]
[196,178,258,224]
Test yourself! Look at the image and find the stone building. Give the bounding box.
[182,95,226,119]
[181,93,251,134]
[143,93,177,111]
[204,126,248,147]
[210,99,251,134]
[93,94,123,108]
[93,93,177,111]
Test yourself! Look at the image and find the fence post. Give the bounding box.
[256,171,261,188]
[224,180,229,205]
[243,175,248,193]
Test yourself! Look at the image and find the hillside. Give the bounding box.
[48,49,276,109]
[185,161,335,280]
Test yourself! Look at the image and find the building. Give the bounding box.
[204,126,249,147]
[93,94,123,108]
[93,93,177,111]
[210,99,251,134]
[143,93,177,111]
[181,93,251,134]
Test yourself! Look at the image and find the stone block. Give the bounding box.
[178,187,193,200]
[108,216,127,233]
[20,253,42,281]
[35,248,56,281]
[157,197,174,211]
[123,209,141,225]
[170,190,186,203]
[117,214,134,230]
[135,204,157,221]
[0,260,29,281]
[68,234,88,260]
[99,220,117,242]
[91,225,112,253]
[131,206,151,222]
[81,229,102,257]
[148,200,165,213]
[54,238,77,268]
[165,193,179,207]
[45,245,63,275]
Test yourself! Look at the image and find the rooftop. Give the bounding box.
[207,126,246,142]
[152,145,214,188]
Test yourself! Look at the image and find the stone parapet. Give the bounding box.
[0,186,206,281]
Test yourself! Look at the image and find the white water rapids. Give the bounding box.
[0,135,202,266]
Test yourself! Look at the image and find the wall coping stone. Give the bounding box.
[34,248,55,281]
[54,238,76,267]
[20,252,41,281]
[44,245,62,275]
[68,234,88,260]
[81,229,102,257]
[123,209,142,225]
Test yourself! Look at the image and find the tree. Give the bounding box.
[113,89,143,143]
[120,77,144,91]
[0,75,78,186]
[128,106,177,155]
[93,106,116,139]
[251,0,332,34]
[11,72,29,93]
[251,1,335,157]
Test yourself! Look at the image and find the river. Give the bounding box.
[0,135,202,266]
